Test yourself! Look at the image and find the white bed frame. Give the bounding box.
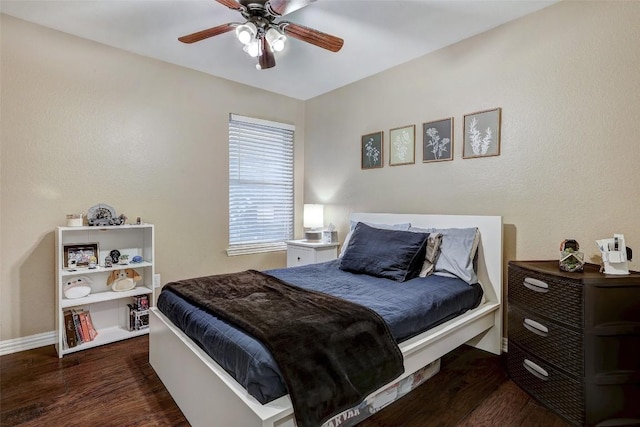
[149,213,503,427]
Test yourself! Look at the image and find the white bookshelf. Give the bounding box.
[55,224,155,357]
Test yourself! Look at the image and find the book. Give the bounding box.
[85,311,98,340]
[71,310,81,342]
[78,310,92,342]
[64,310,77,348]
[72,311,84,344]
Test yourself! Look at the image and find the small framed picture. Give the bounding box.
[63,243,99,268]
[389,124,415,166]
[361,131,383,169]
[423,117,454,162]
[463,108,501,159]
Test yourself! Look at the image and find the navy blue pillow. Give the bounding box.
[339,222,429,282]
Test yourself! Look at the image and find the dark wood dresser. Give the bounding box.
[507,260,640,426]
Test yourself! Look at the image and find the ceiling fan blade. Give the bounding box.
[215,0,244,11]
[267,0,316,17]
[258,36,276,70]
[280,22,343,52]
[178,23,235,44]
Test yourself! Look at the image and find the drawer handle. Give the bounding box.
[523,359,549,381]
[523,318,549,337]
[523,277,549,293]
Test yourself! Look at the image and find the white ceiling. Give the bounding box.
[1,0,556,100]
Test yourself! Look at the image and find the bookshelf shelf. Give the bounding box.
[55,224,155,358]
[60,261,153,277]
[61,286,152,309]
[59,326,149,356]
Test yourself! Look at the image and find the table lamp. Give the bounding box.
[303,204,324,241]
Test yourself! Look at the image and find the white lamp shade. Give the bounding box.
[236,22,257,45]
[303,204,324,229]
[243,40,260,57]
[265,27,286,52]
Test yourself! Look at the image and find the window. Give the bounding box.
[227,114,294,256]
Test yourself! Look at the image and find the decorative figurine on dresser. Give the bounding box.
[507,259,640,426]
[559,239,584,272]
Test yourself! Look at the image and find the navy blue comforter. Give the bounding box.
[157,259,482,404]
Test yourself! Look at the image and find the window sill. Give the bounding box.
[226,242,287,257]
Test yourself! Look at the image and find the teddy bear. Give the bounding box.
[107,268,141,292]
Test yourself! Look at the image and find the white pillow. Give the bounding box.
[434,227,480,284]
[409,228,445,277]
[339,221,411,257]
[410,226,480,284]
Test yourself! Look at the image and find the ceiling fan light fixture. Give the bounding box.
[178,0,344,70]
[235,22,257,45]
[265,27,286,52]
[243,40,261,57]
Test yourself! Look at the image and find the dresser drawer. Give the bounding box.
[588,283,640,328]
[509,264,583,328]
[588,334,640,380]
[508,304,583,377]
[508,343,584,426]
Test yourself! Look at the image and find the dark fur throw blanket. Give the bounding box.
[163,270,404,427]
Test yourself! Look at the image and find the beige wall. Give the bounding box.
[0,15,305,341]
[305,1,640,275]
[2,1,640,343]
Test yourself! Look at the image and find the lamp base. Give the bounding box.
[304,231,323,242]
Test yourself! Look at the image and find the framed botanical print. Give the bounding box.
[463,108,501,159]
[389,125,415,166]
[423,117,453,162]
[361,131,383,169]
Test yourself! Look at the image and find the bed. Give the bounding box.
[149,213,503,427]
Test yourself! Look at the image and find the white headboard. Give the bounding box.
[349,213,503,307]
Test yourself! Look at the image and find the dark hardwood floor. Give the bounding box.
[0,336,570,427]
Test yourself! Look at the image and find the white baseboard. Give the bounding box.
[0,330,56,356]
[502,337,508,353]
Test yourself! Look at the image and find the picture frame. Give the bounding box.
[463,108,501,159]
[389,124,415,166]
[423,117,454,162]
[361,131,383,169]
[63,243,99,268]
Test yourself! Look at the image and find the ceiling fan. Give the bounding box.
[178,0,344,70]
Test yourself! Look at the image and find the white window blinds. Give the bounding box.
[227,114,294,255]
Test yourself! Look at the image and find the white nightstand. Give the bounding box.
[286,240,339,267]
